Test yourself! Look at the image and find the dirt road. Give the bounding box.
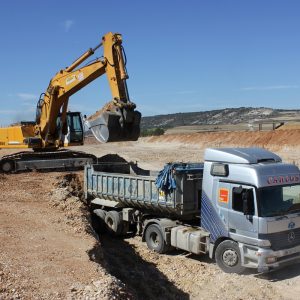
[1,131,300,299]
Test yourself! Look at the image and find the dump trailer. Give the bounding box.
[85,147,300,273]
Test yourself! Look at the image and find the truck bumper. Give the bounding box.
[239,242,300,272]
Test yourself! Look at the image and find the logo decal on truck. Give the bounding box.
[288,231,296,243]
[218,188,229,204]
[267,175,300,185]
[288,221,295,229]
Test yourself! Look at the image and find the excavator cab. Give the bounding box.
[57,112,84,147]
[66,112,84,146]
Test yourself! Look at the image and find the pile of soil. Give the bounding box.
[49,173,90,235]
[144,129,300,149]
[0,172,133,299]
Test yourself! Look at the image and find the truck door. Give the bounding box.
[215,182,230,231]
[228,184,258,240]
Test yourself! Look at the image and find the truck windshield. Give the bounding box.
[257,184,300,217]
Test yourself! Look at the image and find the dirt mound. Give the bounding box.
[279,123,300,130]
[48,173,135,299]
[97,153,129,163]
[49,173,91,235]
[0,171,134,299]
[145,129,300,148]
[69,278,132,300]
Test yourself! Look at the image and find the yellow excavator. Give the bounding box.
[0,32,141,173]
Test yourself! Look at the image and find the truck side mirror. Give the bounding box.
[242,189,254,216]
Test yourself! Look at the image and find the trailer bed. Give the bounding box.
[84,162,204,218]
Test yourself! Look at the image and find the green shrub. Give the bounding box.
[140,127,165,137]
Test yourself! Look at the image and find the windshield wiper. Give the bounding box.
[287,207,300,214]
[263,210,287,217]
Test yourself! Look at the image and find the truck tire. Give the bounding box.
[0,159,15,173]
[215,240,246,274]
[105,211,123,236]
[92,209,107,233]
[145,224,169,254]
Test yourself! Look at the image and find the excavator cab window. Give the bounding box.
[67,112,84,143]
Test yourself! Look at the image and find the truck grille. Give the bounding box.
[259,228,300,251]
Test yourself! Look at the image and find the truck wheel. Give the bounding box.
[0,159,15,173]
[105,211,123,236]
[92,209,107,233]
[215,240,246,274]
[145,224,169,254]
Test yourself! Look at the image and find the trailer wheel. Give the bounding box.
[145,224,169,254]
[215,240,245,274]
[0,159,15,173]
[105,211,123,236]
[92,209,107,233]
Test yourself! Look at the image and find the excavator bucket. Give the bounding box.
[86,103,141,143]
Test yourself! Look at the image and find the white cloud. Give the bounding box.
[63,19,74,32]
[0,109,17,114]
[176,90,197,95]
[21,102,36,107]
[0,107,36,125]
[68,104,96,114]
[240,85,299,91]
[16,93,37,101]
[138,102,219,116]
[132,90,197,98]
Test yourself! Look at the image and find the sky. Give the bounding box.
[0,0,299,125]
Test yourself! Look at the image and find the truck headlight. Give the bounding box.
[258,239,271,247]
[266,256,277,264]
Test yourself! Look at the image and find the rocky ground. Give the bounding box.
[0,172,132,299]
[1,130,300,299]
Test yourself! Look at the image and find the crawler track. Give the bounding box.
[0,149,97,173]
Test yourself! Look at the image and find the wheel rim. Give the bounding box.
[222,249,238,267]
[106,217,113,229]
[2,161,12,172]
[150,232,159,247]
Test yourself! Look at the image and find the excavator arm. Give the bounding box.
[35,32,140,148]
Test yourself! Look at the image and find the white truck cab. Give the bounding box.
[203,148,300,272]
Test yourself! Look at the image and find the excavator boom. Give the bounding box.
[35,32,140,148]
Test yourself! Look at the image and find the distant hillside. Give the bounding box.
[141,107,300,129]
